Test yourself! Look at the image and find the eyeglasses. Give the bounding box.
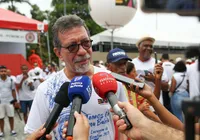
[61,39,93,53]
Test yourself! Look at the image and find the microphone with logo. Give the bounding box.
[66,75,92,140]
[38,82,70,140]
[92,72,132,130]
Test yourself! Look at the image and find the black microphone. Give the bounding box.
[38,82,70,140]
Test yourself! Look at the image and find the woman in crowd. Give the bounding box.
[169,60,189,122]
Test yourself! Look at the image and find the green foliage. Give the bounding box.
[30,4,46,22]
[0,0,32,13]
[50,0,104,35]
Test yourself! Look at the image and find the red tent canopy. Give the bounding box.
[0,8,48,32]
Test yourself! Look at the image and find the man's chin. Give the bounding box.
[144,55,151,60]
[75,63,90,74]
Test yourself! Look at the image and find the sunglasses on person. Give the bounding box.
[143,44,153,48]
[61,39,93,53]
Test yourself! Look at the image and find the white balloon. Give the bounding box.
[89,0,137,29]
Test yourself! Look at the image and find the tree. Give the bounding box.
[30,4,46,22]
[0,0,32,13]
[28,5,50,65]
[50,0,104,36]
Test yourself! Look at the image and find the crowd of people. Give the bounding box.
[0,14,199,140]
[0,62,58,137]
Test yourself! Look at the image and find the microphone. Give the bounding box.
[110,72,145,89]
[92,72,132,130]
[66,75,92,139]
[39,82,70,140]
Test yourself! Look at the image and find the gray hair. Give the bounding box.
[52,15,90,48]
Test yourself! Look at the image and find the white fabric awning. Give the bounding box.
[91,10,200,47]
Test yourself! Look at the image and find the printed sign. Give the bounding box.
[0,29,38,43]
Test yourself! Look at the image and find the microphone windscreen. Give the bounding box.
[92,72,117,99]
[55,82,70,107]
[68,76,92,104]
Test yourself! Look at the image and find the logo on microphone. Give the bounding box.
[74,76,82,81]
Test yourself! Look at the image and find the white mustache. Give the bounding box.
[74,54,90,63]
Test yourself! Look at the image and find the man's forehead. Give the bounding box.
[58,26,89,43]
[0,68,7,71]
[58,26,88,37]
[21,66,28,69]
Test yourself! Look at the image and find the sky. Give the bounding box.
[0,0,52,18]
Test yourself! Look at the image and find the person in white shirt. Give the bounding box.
[25,15,128,140]
[132,36,168,104]
[6,69,19,101]
[161,53,175,112]
[187,59,200,99]
[16,64,35,124]
[45,63,57,80]
[0,66,17,137]
[161,54,174,81]
[169,61,189,122]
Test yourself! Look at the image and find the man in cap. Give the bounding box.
[132,36,168,104]
[107,48,132,76]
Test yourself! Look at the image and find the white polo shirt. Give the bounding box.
[0,76,15,103]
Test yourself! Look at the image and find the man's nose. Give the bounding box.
[77,45,87,55]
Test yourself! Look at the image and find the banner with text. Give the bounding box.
[0,29,38,44]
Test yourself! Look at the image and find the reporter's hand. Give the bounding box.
[130,82,153,100]
[62,111,90,140]
[112,101,148,140]
[26,125,52,140]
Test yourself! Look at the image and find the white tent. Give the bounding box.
[91,9,200,47]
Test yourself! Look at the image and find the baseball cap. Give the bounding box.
[136,36,155,47]
[107,48,132,63]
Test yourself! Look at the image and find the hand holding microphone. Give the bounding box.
[66,75,92,139]
[62,111,90,140]
[92,72,132,130]
[112,101,148,140]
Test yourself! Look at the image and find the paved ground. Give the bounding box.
[0,110,27,140]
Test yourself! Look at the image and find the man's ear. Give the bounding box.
[137,45,140,51]
[106,63,111,70]
[54,48,64,61]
